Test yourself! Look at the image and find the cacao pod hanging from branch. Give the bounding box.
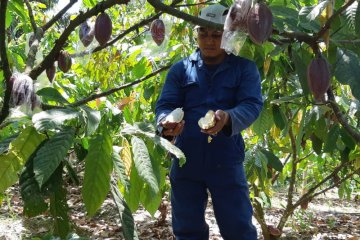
[79,19,95,47]
[58,50,72,73]
[150,19,165,46]
[95,12,112,46]
[247,2,273,45]
[307,55,331,101]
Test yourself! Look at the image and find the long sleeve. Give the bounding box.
[226,60,263,136]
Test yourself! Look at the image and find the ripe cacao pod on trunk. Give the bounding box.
[150,19,165,46]
[58,50,72,73]
[79,20,94,47]
[46,63,56,82]
[95,12,112,46]
[307,55,330,101]
[247,3,273,45]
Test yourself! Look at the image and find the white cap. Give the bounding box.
[199,4,229,25]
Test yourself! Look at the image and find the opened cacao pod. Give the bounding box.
[247,3,273,45]
[79,20,94,47]
[95,12,112,46]
[307,55,330,101]
[150,19,165,46]
[58,50,72,73]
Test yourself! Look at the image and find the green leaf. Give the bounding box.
[355,1,360,36]
[252,104,273,135]
[310,134,323,155]
[339,127,356,150]
[0,127,45,193]
[81,106,101,136]
[32,109,81,131]
[131,136,159,194]
[33,128,75,187]
[121,123,186,166]
[125,163,143,212]
[260,149,283,172]
[5,8,13,29]
[272,105,286,130]
[110,181,139,240]
[82,0,97,8]
[36,87,69,104]
[0,135,18,154]
[82,127,113,216]
[323,124,340,153]
[306,1,329,21]
[292,50,310,95]
[334,49,360,100]
[132,57,151,79]
[48,164,70,238]
[270,94,303,104]
[112,146,131,193]
[19,148,48,217]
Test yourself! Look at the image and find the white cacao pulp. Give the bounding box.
[164,107,184,123]
[198,110,216,130]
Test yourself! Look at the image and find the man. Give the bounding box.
[155,4,263,240]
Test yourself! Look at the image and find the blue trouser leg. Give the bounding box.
[207,164,257,240]
[170,177,209,240]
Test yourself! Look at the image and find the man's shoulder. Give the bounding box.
[228,53,256,66]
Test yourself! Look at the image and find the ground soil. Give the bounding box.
[0,185,359,240]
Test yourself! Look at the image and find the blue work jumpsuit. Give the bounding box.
[156,49,263,240]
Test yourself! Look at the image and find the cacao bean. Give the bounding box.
[95,12,112,46]
[58,50,72,73]
[307,55,330,101]
[46,63,56,82]
[150,19,165,46]
[79,20,95,47]
[247,3,273,45]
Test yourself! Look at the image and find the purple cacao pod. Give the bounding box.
[247,3,273,45]
[150,19,165,46]
[95,12,112,46]
[307,55,331,101]
[79,20,94,47]
[58,50,72,73]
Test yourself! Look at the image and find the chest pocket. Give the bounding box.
[181,76,204,109]
[215,80,238,108]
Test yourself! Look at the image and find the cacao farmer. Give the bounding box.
[155,4,263,240]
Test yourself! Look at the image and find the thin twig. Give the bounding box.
[24,0,37,32]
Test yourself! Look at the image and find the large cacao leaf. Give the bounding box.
[32,109,81,131]
[111,181,139,240]
[0,127,45,192]
[80,106,101,136]
[124,163,143,212]
[131,136,159,194]
[112,146,130,193]
[33,128,75,187]
[82,127,113,216]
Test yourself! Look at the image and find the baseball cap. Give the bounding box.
[199,4,229,25]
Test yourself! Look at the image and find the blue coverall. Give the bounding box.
[156,49,263,240]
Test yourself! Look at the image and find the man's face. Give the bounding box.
[196,27,225,60]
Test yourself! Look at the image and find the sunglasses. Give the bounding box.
[197,27,223,40]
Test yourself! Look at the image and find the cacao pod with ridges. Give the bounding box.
[58,50,72,73]
[95,12,112,46]
[307,55,331,101]
[150,19,165,46]
[79,20,94,47]
[228,0,252,31]
[247,3,273,45]
[46,63,56,82]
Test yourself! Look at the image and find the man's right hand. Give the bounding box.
[160,120,185,137]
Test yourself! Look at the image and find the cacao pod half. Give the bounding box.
[46,63,56,82]
[150,19,165,46]
[247,3,273,45]
[307,55,330,101]
[58,50,72,73]
[95,12,112,46]
[228,0,252,31]
[79,20,95,47]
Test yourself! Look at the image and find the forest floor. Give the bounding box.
[0,184,359,240]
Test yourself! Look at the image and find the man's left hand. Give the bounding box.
[202,110,229,136]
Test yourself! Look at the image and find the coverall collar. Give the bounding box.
[189,49,233,74]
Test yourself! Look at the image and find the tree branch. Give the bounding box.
[0,0,13,124]
[315,0,356,41]
[42,64,171,110]
[42,0,79,32]
[29,0,127,80]
[24,0,37,32]
[147,0,223,30]
[327,87,360,144]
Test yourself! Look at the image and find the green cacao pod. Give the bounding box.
[307,55,330,101]
[58,50,72,73]
[79,20,94,47]
[46,63,56,82]
[247,3,273,45]
[150,19,165,46]
[95,12,112,46]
